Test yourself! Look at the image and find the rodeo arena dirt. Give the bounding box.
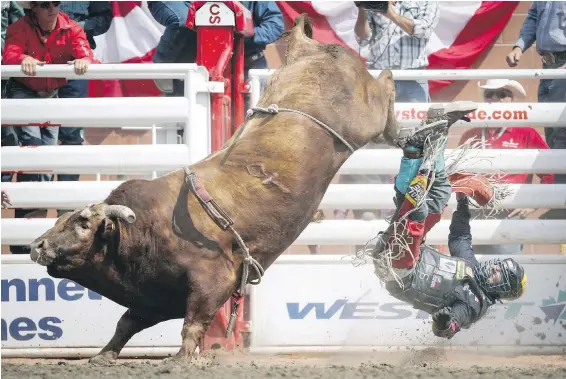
[2,1,566,379]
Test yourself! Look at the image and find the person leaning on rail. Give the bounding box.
[2,0,98,254]
[506,1,566,220]
[457,79,554,255]
[368,101,527,339]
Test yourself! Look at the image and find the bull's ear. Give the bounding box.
[101,218,117,240]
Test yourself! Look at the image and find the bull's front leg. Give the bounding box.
[171,287,231,362]
[89,309,162,364]
[174,302,215,361]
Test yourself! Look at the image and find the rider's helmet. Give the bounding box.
[473,258,527,301]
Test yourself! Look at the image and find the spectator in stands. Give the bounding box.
[2,0,97,253]
[354,1,439,103]
[458,79,555,255]
[148,1,284,101]
[55,1,111,217]
[147,1,195,96]
[1,1,24,173]
[506,1,566,219]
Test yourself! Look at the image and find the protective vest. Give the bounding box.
[386,245,490,317]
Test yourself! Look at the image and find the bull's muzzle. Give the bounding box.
[30,238,57,266]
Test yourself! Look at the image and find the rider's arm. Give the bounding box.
[448,196,478,266]
[432,283,484,338]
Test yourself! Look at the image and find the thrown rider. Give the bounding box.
[369,101,527,339]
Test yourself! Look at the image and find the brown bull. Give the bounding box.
[29,15,399,363]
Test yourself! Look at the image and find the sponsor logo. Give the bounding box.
[439,257,456,274]
[1,277,102,342]
[406,176,426,207]
[501,138,519,148]
[539,290,566,324]
[287,299,429,320]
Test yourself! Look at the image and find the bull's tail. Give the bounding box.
[281,13,314,41]
[379,69,400,146]
[292,13,313,39]
[284,14,317,64]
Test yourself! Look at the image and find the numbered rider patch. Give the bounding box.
[405,175,427,207]
[430,274,442,289]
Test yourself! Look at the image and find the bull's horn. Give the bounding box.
[103,205,136,223]
[79,207,92,219]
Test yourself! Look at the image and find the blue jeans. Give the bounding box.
[538,61,566,185]
[3,80,59,254]
[3,80,59,182]
[394,79,431,103]
[57,80,87,181]
[149,1,195,64]
[149,1,196,97]
[56,80,87,215]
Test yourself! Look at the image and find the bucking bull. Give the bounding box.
[29,15,400,363]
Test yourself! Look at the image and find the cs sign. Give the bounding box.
[195,2,236,26]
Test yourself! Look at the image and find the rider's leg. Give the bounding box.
[378,102,478,274]
[422,139,452,236]
[388,152,428,271]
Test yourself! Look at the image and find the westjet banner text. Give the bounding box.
[251,257,566,349]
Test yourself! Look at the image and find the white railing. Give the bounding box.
[3,218,565,246]
[1,64,223,164]
[2,148,563,175]
[2,67,566,248]
[3,181,565,210]
[1,145,189,175]
[248,68,566,110]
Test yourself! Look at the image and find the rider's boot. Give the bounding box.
[396,101,478,150]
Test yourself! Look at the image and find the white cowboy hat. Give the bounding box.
[477,79,526,100]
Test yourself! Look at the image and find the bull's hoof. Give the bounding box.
[89,351,117,365]
[161,355,192,366]
[161,353,216,367]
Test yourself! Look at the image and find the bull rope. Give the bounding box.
[220,104,356,166]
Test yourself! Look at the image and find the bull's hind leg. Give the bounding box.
[89,309,162,364]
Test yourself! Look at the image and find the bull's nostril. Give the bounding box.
[37,239,49,249]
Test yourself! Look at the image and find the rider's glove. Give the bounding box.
[432,307,461,339]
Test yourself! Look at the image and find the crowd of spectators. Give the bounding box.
[1,1,565,256]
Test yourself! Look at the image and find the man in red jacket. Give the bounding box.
[2,1,98,254]
[458,79,554,255]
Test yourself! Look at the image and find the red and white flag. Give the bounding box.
[88,1,164,97]
[276,1,519,95]
[88,1,519,98]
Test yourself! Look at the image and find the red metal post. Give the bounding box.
[232,33,246,133]
[186,1,254,352]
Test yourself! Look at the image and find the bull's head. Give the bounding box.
[29,204,136,269]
